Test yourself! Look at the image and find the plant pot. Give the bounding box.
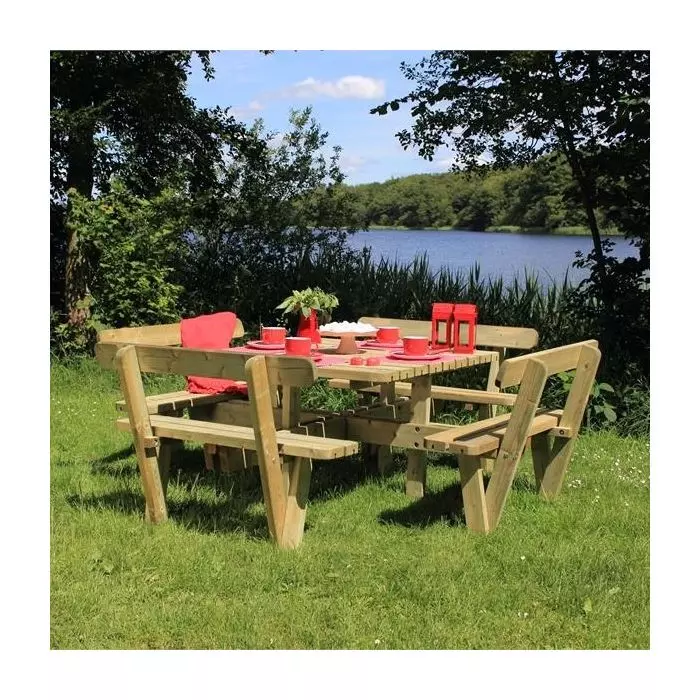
[296,309,321,343]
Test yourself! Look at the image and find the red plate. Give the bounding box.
[361,340,404,349]
[386,351,446,361]
[246,340,286,350]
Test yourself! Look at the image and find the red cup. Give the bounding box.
[366,356,381,366]
[262,326,287,344]
[376,326,400,343]
[285,336,312,356]
[403,336,429,356]
[350,356,364,366]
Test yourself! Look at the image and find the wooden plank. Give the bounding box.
[537,344,601,500]
[115,345,168,524]
[327,379,518,406]
[280,457,313,550]
[406,375,432,498]
[115,416,359,459]
[245,355,287,544]
[376,384,395,475]
[96,343,316,387]
[495,340,599,389]
[425,412,518,447]
[425,410,562,456]
[358,317,538,349]
[116,390,240,414]
[485,359,548,531]
[98,318,245,345]
[458,455,489,533]
[99,323,181,346]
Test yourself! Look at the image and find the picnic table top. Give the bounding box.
[228,339,498,384]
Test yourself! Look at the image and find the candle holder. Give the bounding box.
[431,303,454,350]
[452,303,478,354]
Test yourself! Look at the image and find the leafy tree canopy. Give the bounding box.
[372,50,649,269]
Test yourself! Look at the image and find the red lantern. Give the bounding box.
[452,303,478,354]
[431,303,454,350]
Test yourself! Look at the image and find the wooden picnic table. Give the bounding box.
[222,338,499,497]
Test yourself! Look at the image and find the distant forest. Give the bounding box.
[343,153,618,233]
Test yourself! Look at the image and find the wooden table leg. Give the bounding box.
[406,375,432,498]
[279,384,312,548]
[376,383,396,476]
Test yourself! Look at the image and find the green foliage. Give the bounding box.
[548,373,617,430]
[178,108,358,325]
[276,287,339,320]
[67,180,185,330]
[372,50,649,270]
[345,154,606,232]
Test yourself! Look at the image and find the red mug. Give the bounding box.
[262,326,287,344]
[376,326,400,344]
[403,336,429,356]
[285,336,312,356]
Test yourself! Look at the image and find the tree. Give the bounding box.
[50,50,256,325]
[372,51,649,272]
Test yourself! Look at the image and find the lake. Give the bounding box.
[346,229,638,287]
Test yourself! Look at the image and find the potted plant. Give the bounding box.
[276,288,339,343]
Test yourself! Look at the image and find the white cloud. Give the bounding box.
[282,75,385,100]
[339,154,369,173]
[231,100,265,119]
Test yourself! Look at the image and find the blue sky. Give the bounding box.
[187,50,455,185]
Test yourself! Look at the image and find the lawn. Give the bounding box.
[50,359,649,650]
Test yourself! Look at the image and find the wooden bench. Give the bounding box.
[327,317,538,415]
[99,319,246,414]
[422,340,601,533]
[99,319,249,470]
[96,342,359,548]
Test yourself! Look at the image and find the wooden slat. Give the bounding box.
[115,416,359,460]
[458,455,489,533]
[327,379,517,406]
[116,390,242,414]
[358,317,538,349]
[96,343,316,388]
[246,355,287,544]
[495,340,599,389]
[98,318,245,345]
[406,375,432,498]
[485,359,549,530]
[115,346,168,524]
[450,411,562,456]
[537,344,601,499]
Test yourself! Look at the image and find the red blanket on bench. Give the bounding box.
[180,312,248,396]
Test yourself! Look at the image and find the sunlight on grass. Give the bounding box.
[50,360,649,649]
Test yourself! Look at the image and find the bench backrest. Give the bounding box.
[97,318,246,346]
[95,343,316,388]
[358,316,538,350]
[495,340,599,389]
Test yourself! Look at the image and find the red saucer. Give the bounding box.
[386,351,446,361]
[361,340,404,349]
[246,340,286,350]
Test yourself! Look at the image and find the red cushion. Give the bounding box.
[180,312,248,396]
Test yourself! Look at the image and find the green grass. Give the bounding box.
[51,359,649,649]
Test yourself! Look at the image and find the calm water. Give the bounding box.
[346,229,638,287]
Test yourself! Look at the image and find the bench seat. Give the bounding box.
[327,378,517,407]
[424,409,563,455]
[116,414,359,460]
[115,390,244,415]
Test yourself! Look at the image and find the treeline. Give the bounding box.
[344,154,615,233]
